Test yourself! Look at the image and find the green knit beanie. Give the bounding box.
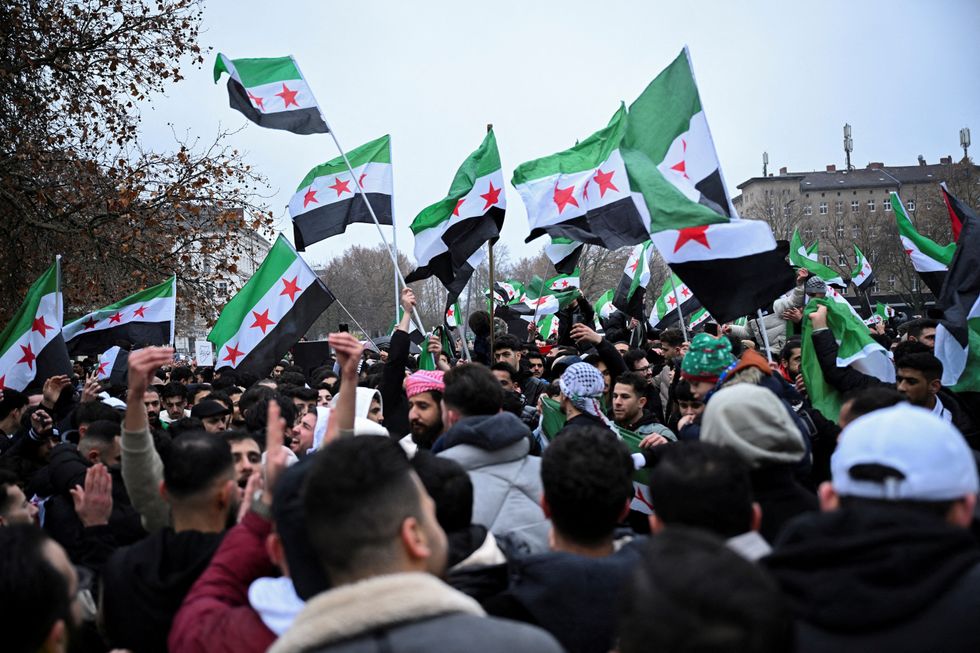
[681,333,735,383]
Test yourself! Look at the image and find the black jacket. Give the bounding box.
[379,329,411,438]
[485,538,646,653]
[764,505,980,653]
[750,465,819,544]
[101,528,224,653]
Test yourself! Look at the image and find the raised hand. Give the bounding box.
[70,463,113,527]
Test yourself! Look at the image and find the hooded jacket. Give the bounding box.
[267,572,562,653]
[101,527,224,653]
[764,505,980,653]
[434,412,549,554]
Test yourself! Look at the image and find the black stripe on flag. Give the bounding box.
[612,274,646,320]
[695,169,732,218]
[27,333,72,393]
[525,197,649,249]
[67,321,172,356]
[226,79,328,135]
[233,282,335,377]
[669,241,796,325]
[293,192,393,251]
[651,297,703,331]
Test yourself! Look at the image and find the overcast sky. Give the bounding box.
[138,0,980,268]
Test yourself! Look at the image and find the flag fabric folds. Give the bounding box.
[891,191,954,296]
[208,235,335,376]
[547,269,580,292]
[514,105,650,250]
[940,182,964,242]
[0,259,70,392]
[648,273,701,330]
[625,49,795,323]
[63,276,176,355]
[214,53,328,134]
[406,129,505,307]
[288,135,393,250]
[613,241,652,319]
[933,190,980,392]
[787,230,846,287]
[800,298,895,421]
[850,245,875,292]
[445,302,463,330]
[594,290,616,322]
[545,237,584,275]
[95,346,129,387]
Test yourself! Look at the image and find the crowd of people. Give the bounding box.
[1,277,979,653]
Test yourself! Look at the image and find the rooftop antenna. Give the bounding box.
[762,151,768,177]
[843,123,853,171]
[961,127,971,161]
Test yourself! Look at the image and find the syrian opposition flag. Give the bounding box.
[933,189,980,392]
[445,302,463,329]
[63,276,176,356]
[892,192,954,296]
[537,313,559,341]
[486,280,525,305]
[687,306,712,330]
[800,297,895,421]
[623,49,795,323]
[548,269,580,292]
[514,105,650,250]
[864,302,895,327]
[851,245,875,292]
[648,273,701,330]
[940,182,964,242]
[214,53,328,135]
[406,129,505,307]
[594,289,615,322]
[789,229,819,267]
[208,235,335,376]
[289,135,392,250]
[545,237,584,275]
[613,241,652,319]
[95,346,129,387]
[0,259,70,392]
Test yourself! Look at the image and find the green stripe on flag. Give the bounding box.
[295,135,391,190]
[215,54,302,87]
[892,193,955,266]
[75,276,175,316]
[512,105,627,185]
[208,236,298,348]
[0,260,59,357]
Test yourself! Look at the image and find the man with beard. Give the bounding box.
[142,384,164,430]
[223,431,261,489]
[404,370,445,450]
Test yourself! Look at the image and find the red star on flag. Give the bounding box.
[132,306,147,318]
[480,181,502,211]
[447,306,455,318]
[582,180,590,201]
[667,295,677,307]
[628,259,640,273]
[17,344,36,370]
[276,84,300,108]
[673,225,711,253]
[452,198,465,217]
[359,173,367,188]
[904,248,913,256]
[223,343,244,366]
[680,287,690,297]
[280,276,302,302]
[32,315,52,338]
[531,297,550,307]
[328,177,351,197]
[82,316,98,330]
[553,184,579,214]
[593,169,619,197]
[247,91,265,111]
[559,280,569,288]
[96,361,109,376]
[108,312,124,324]
[670,139,690,180]
[303,187,318,208]
[250,309,276,334]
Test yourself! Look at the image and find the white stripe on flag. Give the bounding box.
[0,292,60,391]
[414,169,505,266]
[64,295,174,340]
[288,161,393,217]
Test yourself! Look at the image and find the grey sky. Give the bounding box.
[139,0,980,268]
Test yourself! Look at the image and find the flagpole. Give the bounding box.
[332,295,380,352]
[389,136,401,331]
[756,309,773,363]
[463,282,473,357]
[485,123,495,354]
[529,275,548,343]
[668,274,689,342]
[292,58,425,334]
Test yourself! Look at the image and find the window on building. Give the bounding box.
[888,274,896,289]
[803,204,812,216]
[835,201,843,213]
[217,281,228,296]
[851,200,860,212]
[838,254,847,266]
[837,223,844,238]
[872,280,880,293]
[820,226,828,239]
[884,200,892,212]
[867,199,875,212]
[823,255,831,266]
[907,199,916,212]
[819,202,828,215]
[804,226,813,240]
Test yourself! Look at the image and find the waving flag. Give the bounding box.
[613,241,652,319]
[545,237,584,275]
[649,273,701,330]
[850,245,875,292]
[892,191,954,296]
[214,53,328,134]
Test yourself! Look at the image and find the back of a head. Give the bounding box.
[493,333,522,353]
[411,451,473,533]
[893,339,931,361]
[841,387,904,423]
[660,328,684,348]
[0,524,72,653]
[700,384,805,469]
[617,527,794,653]
[272,456,330,600]
[648,442,753,538]
[0,388,28,422]
[278,371,308,389]
[161,382,188,401]
[71,400,121,429]
[541,426,633,545]
[79,420,120,458]
[443,363,504,417]
[162,431,233,502]
[304,437,421,580]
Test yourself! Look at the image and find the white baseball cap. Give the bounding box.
[833,403,978,501]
